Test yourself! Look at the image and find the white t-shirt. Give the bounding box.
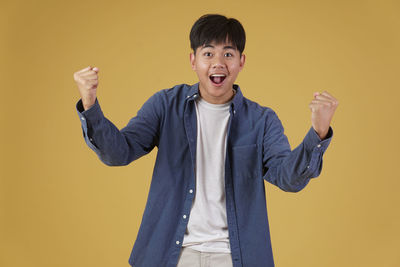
[181,96,232,253]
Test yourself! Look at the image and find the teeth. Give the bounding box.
[210,74,226,77]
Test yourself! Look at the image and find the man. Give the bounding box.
[74,14,338,267]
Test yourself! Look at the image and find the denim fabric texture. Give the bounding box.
[76,82,333,267]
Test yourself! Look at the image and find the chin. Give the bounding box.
[200,80,232,97]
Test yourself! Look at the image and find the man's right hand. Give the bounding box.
[73,66,99,110]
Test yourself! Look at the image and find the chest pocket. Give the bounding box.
[231,144,261,179]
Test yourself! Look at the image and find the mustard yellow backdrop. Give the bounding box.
[1,0,399,266]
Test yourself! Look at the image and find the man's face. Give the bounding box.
[190,40,245,104]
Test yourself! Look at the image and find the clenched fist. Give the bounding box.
[73,66,99,110]
[309,91,339,140]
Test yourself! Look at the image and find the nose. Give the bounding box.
[212,54,225,69]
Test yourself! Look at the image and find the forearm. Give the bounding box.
[264,126,333,192]
[77,98,139,166]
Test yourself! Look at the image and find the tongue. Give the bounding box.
[213,76,222,84]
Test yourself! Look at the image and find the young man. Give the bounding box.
[74,14,338,267]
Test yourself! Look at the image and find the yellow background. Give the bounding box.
[1,0,399,266]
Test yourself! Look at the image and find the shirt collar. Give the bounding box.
[187,82,244,111]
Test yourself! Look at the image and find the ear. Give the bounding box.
[239,53,246,71]
[190,52,196,70]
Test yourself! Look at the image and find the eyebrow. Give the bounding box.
[201,44,236,50]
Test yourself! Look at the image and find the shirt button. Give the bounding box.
[317,144,321,148]
[81,117,85,120]
[89,138,93,141]
[183,215,187,219]
[176,241,180,245]
[307,165,310,169]
[186,95,190,98]
[189,189,193,194]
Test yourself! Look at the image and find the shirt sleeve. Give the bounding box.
[262,109,333,192]
[75,92,162,166]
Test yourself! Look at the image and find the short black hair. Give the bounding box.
[190,14,246,56]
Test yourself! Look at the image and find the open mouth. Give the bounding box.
[209,74,226,85]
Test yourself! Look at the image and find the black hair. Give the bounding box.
[190,14,246,56]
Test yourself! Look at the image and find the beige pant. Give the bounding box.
[176,247,234,267]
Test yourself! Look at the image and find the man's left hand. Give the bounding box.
[309,91,339,140]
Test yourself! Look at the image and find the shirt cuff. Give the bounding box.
[303,126,333,153]
[76,97,104,123]
[76,98,103,151]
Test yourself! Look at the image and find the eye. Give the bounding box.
[204,52,212,57]
[225,52,233,57]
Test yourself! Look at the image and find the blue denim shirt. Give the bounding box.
[76,83,333,267]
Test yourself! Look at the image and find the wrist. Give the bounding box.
[315,128,328,140]
[82,98,95,111]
